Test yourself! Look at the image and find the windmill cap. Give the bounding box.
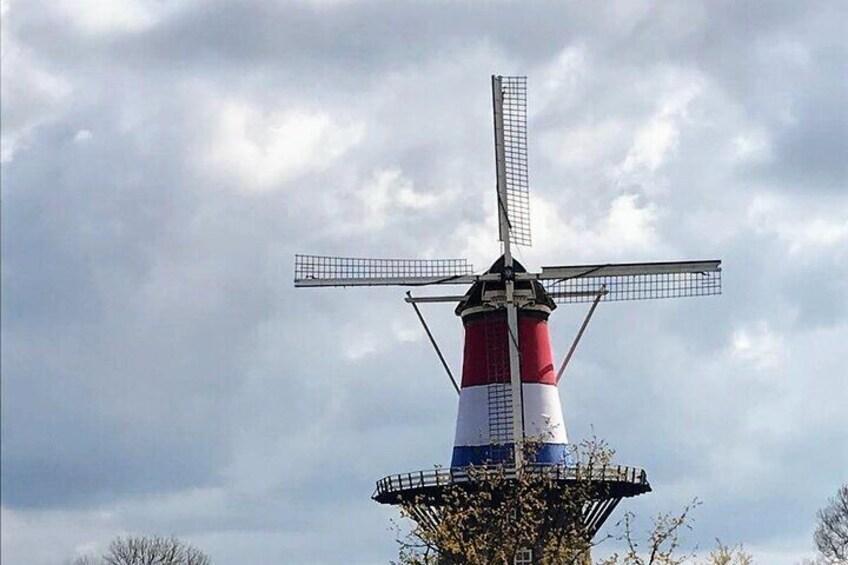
[455,254,556,317]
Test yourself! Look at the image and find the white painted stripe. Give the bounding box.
[522,383,568,444]
[453,385,490,446]
[453,383,568,447]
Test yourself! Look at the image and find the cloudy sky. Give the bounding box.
[2,1,846,563]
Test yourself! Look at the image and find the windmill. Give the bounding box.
[294,76,721,558]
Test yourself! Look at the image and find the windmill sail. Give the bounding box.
[493,75,531,247]
[536,260,722,303]
[294,254,477,287]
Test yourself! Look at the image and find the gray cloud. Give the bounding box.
[2,1,846,564]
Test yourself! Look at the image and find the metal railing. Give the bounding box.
[374,463,648,499]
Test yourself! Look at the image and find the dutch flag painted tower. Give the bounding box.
[293,75,722,562]
[451,256,570,468]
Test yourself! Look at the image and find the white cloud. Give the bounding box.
[342,330,380,360]
[534,44,588,114]
[528,192,662,264]
[391,319,422,344]
[353,168,440,231]
[0,506,116,565]
[200,98,364,191]
[623,118,679,173]
[548,119,625,169]
[604,193,660,248]
[731,320,784,371]
[454,218,501,271]
[48,0,169,35]
[1,10,71,163]
[621,74,703,175]
[747,193,848,255]
[731,129,772,163]
[73,129,93,144]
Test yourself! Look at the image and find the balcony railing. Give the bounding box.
[374,463,648,500]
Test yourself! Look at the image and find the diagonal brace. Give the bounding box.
[406,292,460,395]
[556,286,607,385]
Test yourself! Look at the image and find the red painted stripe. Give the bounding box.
[460,315,556,388]
[519,318,556,385]
[460,316,507,387]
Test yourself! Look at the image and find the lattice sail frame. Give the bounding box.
[497,76,531,247]
[540,261,722,303]
[294,254,475,287]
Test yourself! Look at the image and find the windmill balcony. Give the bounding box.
[372,462,650,505]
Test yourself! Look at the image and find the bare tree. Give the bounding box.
[600,501,703,565]
[71,535,209,565]
[597,507,752,565]
[815,484,848,564]
[69,556,102,565]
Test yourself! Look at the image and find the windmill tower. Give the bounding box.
[294,76,721,561]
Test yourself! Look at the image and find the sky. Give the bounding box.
[1,1,846,563]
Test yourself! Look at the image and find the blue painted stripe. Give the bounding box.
[451,443,573,468]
